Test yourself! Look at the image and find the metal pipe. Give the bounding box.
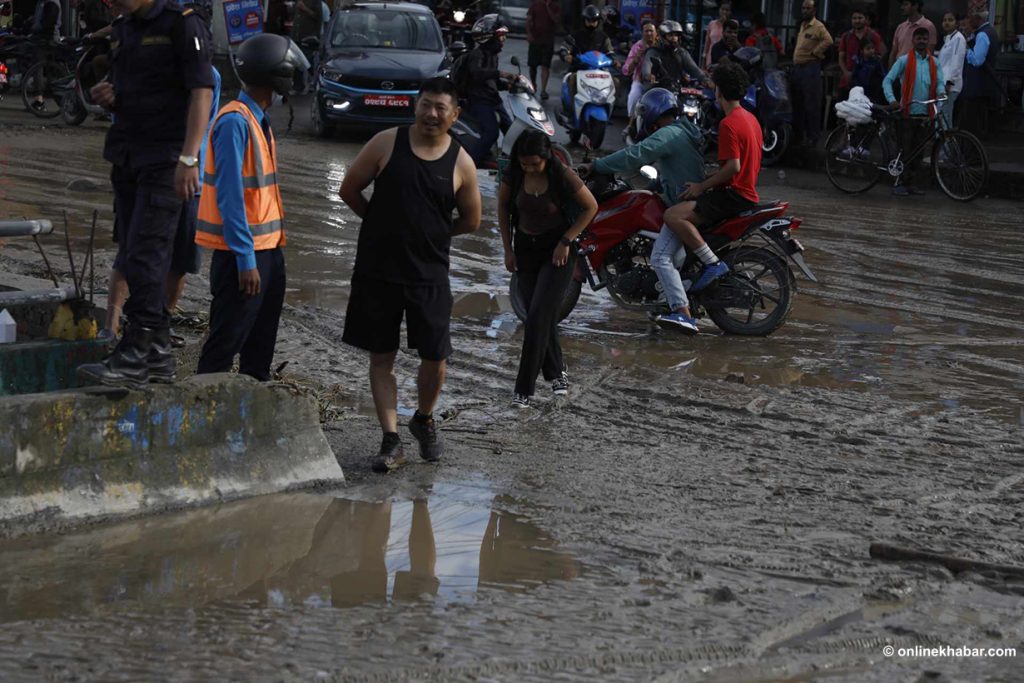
[0,286,79,308]
[0,219,54,237]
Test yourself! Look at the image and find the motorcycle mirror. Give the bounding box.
[640,165,658,181]
[510,55,520,67]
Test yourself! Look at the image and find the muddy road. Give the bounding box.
[1,83,1023,682]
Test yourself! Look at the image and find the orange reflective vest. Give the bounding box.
[196,100,286,251]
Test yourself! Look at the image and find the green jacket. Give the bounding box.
[592,120,705,206]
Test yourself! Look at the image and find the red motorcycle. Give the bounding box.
[510,169,816,336]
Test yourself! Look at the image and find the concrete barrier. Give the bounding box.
[0,374,344,533]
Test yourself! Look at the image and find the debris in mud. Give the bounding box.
[870,543,1024,580]
[707,586,738,604]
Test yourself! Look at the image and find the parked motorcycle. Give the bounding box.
[450,55,569,168]
[510,167,816,336]
[700,46,793,166]
[0,33,31,99]
[556,40,616,149]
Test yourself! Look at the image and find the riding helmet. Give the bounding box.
[658,19,684,35]
[582,4,601,21]
[234,33,310,95]
[471,14,509,44]
[635,87,679,141]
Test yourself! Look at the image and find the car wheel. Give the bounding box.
[312,96,334,139]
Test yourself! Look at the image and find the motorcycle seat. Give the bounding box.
[736,201,782,217]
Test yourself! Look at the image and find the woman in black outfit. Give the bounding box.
[498,131,598,408]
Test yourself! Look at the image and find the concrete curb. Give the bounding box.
[0,374,344,534]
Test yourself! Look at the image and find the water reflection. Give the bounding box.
[0,485,580,622]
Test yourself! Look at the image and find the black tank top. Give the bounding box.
[354,127,461,285]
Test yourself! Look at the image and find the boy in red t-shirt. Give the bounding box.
[662,61,762,305]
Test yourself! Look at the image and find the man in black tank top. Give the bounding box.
[340,77,482,474]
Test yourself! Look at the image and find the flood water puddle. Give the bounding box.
[0,482,581,622]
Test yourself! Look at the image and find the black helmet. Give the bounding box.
[582,4,600,21]
[659,19,683,35]
[234,33,310,95]
[471,13,509,43]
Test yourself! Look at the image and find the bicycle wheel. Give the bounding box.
[932,130,988,202]
[824,122,887,194]
[21,60,69,119]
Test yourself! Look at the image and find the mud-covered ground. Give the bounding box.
[1,68,1023,682]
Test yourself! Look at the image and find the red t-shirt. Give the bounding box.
[718,107,762,203]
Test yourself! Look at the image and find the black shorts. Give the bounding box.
[528,41,554,68]
[693,188,757,230]
[342,272,453,361]
[169,195,201,276]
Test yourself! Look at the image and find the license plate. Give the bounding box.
[363,94,410,108]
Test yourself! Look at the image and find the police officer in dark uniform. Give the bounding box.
[78,0,214,389]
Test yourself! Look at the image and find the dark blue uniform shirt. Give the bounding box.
[103,0,215,168]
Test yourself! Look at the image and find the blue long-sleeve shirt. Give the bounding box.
[883,51,945,116]
[196,65,222,194]
[210,91,271,272]
[592,120,705,206]
[966,24,990,67]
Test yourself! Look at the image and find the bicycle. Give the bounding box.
[823,97,989,202]
[20,36,82,119]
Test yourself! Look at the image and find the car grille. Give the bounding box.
[337,75,421,91]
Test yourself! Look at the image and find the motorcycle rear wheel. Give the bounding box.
[760,122,791,167]
[706,247,793,336]
[509,274,583,324]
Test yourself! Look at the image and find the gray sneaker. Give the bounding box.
[371,433,406,473]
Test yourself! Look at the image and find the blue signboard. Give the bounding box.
[619,0,656,32]
[223,0,264,45]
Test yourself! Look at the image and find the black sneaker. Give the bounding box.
[511,393,531,409]
[30,100,45,113]
[371,433,406,473]
[551,372,569,396]
[408,413,442,462]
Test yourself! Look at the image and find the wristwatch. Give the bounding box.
[177,154,199,168]
[559,236,573,247]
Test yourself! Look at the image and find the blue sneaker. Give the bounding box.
[891,185,910,196]
[656,312,699,335]
[691,261,729,292]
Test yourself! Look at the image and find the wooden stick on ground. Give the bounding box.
[870,542,1024,579]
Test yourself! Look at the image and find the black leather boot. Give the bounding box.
[147,327,178,384]
[77,325,154,389]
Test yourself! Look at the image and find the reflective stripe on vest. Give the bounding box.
[196,100,285,252]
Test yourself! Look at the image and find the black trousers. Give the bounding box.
[514,231,575,397]
[111,162,181,329]
[957,96,991,139]
[791,61,823,144]
[197,248,286,381]
[897,118,931,188]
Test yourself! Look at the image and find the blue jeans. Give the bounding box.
[650,225,688,311]
[466,101,500,165]
[941,90,959,129]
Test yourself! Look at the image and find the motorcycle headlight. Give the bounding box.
[683,104,699,115]
[453,10,466,23]
[528,107,547,122]
[581,82,612,100]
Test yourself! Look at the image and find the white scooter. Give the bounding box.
[555,40,616,149]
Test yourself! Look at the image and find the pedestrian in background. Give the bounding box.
[27,0,61,113]
[883,26,944,197]
[744,12,783,69]
[890,0,936,66]
[498,130,597,409]
[959,8,1000,139]
[850,40,886,104]
[709,19,740,65]
[790,0,833,147]
[838,9,885,99]
[78,0,214,389]
[526,0,561,99]
[195,34,308,381]
[702,0,731,70]
[622,20,657,115]
[339,77,481,473]
[936,11,965,128]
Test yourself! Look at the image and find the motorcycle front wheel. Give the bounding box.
[509,274,583,324]
[706,247,793,336]
[760,122,791,167]
[587,119,607,149]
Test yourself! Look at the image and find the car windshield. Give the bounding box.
[329,9,442,51]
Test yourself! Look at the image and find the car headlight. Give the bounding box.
[453,10,466,23]
[321,69,343,83]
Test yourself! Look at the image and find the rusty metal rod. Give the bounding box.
[32,235,60,288]
[62,211,80,299]
[88,210,97,304]
[79,210,97,296]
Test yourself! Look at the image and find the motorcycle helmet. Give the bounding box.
[582,4,601,23]
[471,14,509,44]
[658,19,684,36]
[635,87,679,141]
[234,33,310,95]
